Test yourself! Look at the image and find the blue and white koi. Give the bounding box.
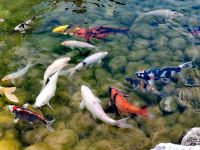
[12,16,39,33]
[187,26,200,36]
[125,78,166,98]
[135,62,193,86]
[7,104,55,131]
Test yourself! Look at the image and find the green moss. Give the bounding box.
[0,139,21,150]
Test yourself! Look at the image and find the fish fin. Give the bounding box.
[115,117,132,128]
[22,103,29,108]
[5,93,19,103]
[29,122,33,124]
[47,103,54,111]
[109,100,112,106]
[46,119,55,132]
[139,106,155,118]
[11,79,16,85]
[148,79,155,87]
[92,113,96,119]
[4,87,16,93]
[97,60,102,64]
[67,68,76,78]
[14,118,19,123]
[161,78,171,84]
[80,100,85,110]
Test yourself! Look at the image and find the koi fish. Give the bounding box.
[0,86,19,102]
[40,57,70,88]
[53,25,129,42]
[34,71,59,110]
[108,87,153,117]
[60,52,108,78]
[2,62,31,85]
[7,104,55,131]
[187,26,200,36]
[125,78,166,98]
[11,16,40,33]
[80,85,132,128]
[61,40,96,49]
[135,61,193,86]
[136,9,183,23]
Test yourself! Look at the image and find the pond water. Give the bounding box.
[0,0,200,149]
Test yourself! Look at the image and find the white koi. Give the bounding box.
[80,85,132,128]
[61,40,96,49]
[40,57,70,88]
[2,62,31,84]
[34,71,59,110]
[60,52,108,78]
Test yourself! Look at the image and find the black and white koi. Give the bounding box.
[7,104,55,131]
[135,61,193,86]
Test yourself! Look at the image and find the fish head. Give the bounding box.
[81,85,90,93]
[108,87,119,99]
[52,25,69,33]
[135,70,145,79]
[59,57,71,65]
[61,41,69,46]
[100,52,108,58]
[7,105,16,114]
[171,11,183,17]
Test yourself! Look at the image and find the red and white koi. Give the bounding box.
[7,104,55,131]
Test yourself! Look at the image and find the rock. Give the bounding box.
[44,129,78,150]
[128,50,149,62]
[169,38,186,50]
[153,36,169,50]
[0,139,21,150]
[151,143,200,150]
[181,127,200,146]
[132,38,150,50]
[74,139,91,150]
[24,143,52,150]
[159,96,179,113]
[178,87,200,112]
[22,128,49,145]
[108,56,127,74]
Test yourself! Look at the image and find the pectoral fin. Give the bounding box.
[97,60,102,64]
[22,103,29,108]
[92,113,96,119]
[11,79,16,85]
[47,102,54,111]
[80,100,85,110]
[5,93,19,102]
[14,118,19,123]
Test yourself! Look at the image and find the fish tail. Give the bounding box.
[137,106,155,118]
[45,119,55,132]
[178,61,193,69]
[4,87,19,102]
[115,117,132,128]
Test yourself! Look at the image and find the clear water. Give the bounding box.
[0,0,200,149]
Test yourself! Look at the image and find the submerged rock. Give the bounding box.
[151,143,200,150]
[178,87,200,112]
[159,96,179,113]
[181,127,200,146]
[108,56,127,74]
[0,139,21,150]
[44,129,78,150]
[169,38,186,50]
[24,143,52,150]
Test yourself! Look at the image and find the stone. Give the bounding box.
[159,96,179,113]
[108,56,127,74]
[151,143,200,150]
[169,38,186,50]
[181,127,200,146]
